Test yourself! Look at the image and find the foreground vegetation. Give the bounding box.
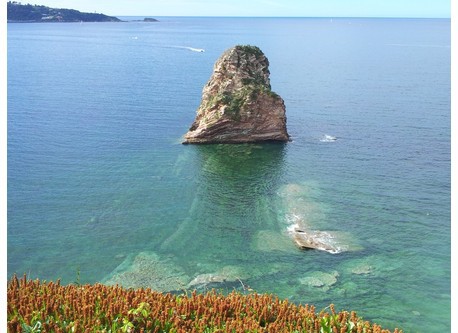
[7,275,402,332]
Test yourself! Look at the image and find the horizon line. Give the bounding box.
[114,15,451,19]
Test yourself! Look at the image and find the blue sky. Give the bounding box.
[9,0,451,17]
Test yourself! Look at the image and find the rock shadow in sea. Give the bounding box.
[161,143,288,269]
[102,144,289,292]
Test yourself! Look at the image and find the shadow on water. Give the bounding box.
[160,143,287,263]
[102,142,299,291]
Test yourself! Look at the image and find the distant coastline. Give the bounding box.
[7,1,121,22]
[6,1,158,23]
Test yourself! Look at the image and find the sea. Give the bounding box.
[7,17,450,332]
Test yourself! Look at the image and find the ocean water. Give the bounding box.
[7,18,450,332]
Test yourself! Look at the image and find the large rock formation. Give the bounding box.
[183,45,289,143]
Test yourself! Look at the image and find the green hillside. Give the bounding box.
[7,1,122,22]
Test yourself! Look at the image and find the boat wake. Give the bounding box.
[186,47,205,52]
[170,45,205,52]
[320,134,337,142]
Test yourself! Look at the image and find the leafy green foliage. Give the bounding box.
[235,45,264,59]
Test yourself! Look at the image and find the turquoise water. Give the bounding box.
[8,18,450,332]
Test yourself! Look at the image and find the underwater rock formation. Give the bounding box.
[103,252,189,292]
[291,228,342,253]
[187,265,246,290]
[183,45,289,143]
[299,271,339,292]
[278,183,360,254]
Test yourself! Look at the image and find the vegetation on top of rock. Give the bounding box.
[7,1,122,22]
[235,45,265,59]
[7,275,403,332]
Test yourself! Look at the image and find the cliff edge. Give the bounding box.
[183,45,289,144]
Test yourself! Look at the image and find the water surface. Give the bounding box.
[8,18,450,332]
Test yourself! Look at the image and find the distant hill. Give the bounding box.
[7,1,122,22]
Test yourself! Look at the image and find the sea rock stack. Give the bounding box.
[183,45,289,143]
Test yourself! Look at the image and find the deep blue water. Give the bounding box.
[8,18,450,332]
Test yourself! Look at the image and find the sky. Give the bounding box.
[7,0,451,18]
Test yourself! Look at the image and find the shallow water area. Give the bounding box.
[7,17,450,332]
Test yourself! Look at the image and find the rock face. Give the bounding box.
[183,45,289,143]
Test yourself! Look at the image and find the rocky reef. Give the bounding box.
[183,45,289,143]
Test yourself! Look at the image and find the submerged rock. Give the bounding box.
[299,271,339,291]
[290,228,345,253]
[187,265,246,289]
[340,257,380,277]
[351,264,373,275]
[183,45,289,143]
[103,252,189,292]
[252,229,297,253]
[188,273,228,287]
[277,182,325,231]
[278,183,362,254]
